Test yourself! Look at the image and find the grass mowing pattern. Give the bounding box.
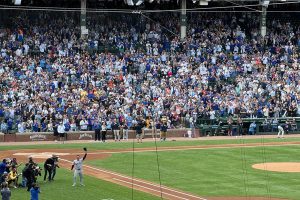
[9,168,159,200]
[87,144,300,200]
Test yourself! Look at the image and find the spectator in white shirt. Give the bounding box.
[80,119,88,131]
[58,122,66,144]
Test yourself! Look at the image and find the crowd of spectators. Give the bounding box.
[0,11,300,134]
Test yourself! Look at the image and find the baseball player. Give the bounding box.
[71,148,87,187]
[277,124,285,138]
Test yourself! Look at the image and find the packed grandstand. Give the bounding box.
[0,0,299,136]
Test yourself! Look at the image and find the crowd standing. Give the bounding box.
[0,12,300,138]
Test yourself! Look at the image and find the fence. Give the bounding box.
[196,117,300,136]
[0,128,199,142]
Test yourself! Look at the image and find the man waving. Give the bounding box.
[71,148,87,187]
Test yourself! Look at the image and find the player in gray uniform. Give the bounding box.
[71,148,87,186]
[277,124,285,138]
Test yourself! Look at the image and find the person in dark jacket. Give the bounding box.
[101,121,107,142]
[237,116,243,136]
[53,122,59,142]
[23,164,35,191]
[160,122,168,141]
[112,119,120,142]
[93,120,101,141]
[0,159,10,177]
[135,120,144,143]
[43,155,55,182]
[51,156,59,181]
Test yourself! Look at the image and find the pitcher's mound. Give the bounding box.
[252,162,300,173]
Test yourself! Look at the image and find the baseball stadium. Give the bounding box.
[1,0,300,199]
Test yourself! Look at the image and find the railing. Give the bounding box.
[196,117,300,136]
[0,128,196,142]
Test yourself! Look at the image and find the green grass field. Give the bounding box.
[1,137,300,200]
[1,137,300,151]
[8,168,160,200]
[88,144,300,199]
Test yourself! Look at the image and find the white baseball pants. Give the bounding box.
[73,169,83,185]
[277,126,284,138]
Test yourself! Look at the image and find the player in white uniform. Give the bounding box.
[277,124,285,138]
[71,149,87,186]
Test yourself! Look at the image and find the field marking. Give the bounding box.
[60,158,207,200]
[66,142,300,156]
[113,178,190,200]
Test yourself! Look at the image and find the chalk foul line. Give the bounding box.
[67,142,300,156]
[60,158,207,200]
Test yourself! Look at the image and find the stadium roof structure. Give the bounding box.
[2,0,300,7]
[1,0,299,38]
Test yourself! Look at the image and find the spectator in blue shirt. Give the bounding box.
[32,121,39,132]
[6,119,13,131]
[0,159,9,176]
[106,119,112,135]
[0,121,8,134]
[30,183,40,200]
[93,120,102,141]
[64,122,71,132]
[0,108,4,119]
[248,122,257,135]
[126,114,133,129]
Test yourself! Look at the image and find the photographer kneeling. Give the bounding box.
[7,167,20,188]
